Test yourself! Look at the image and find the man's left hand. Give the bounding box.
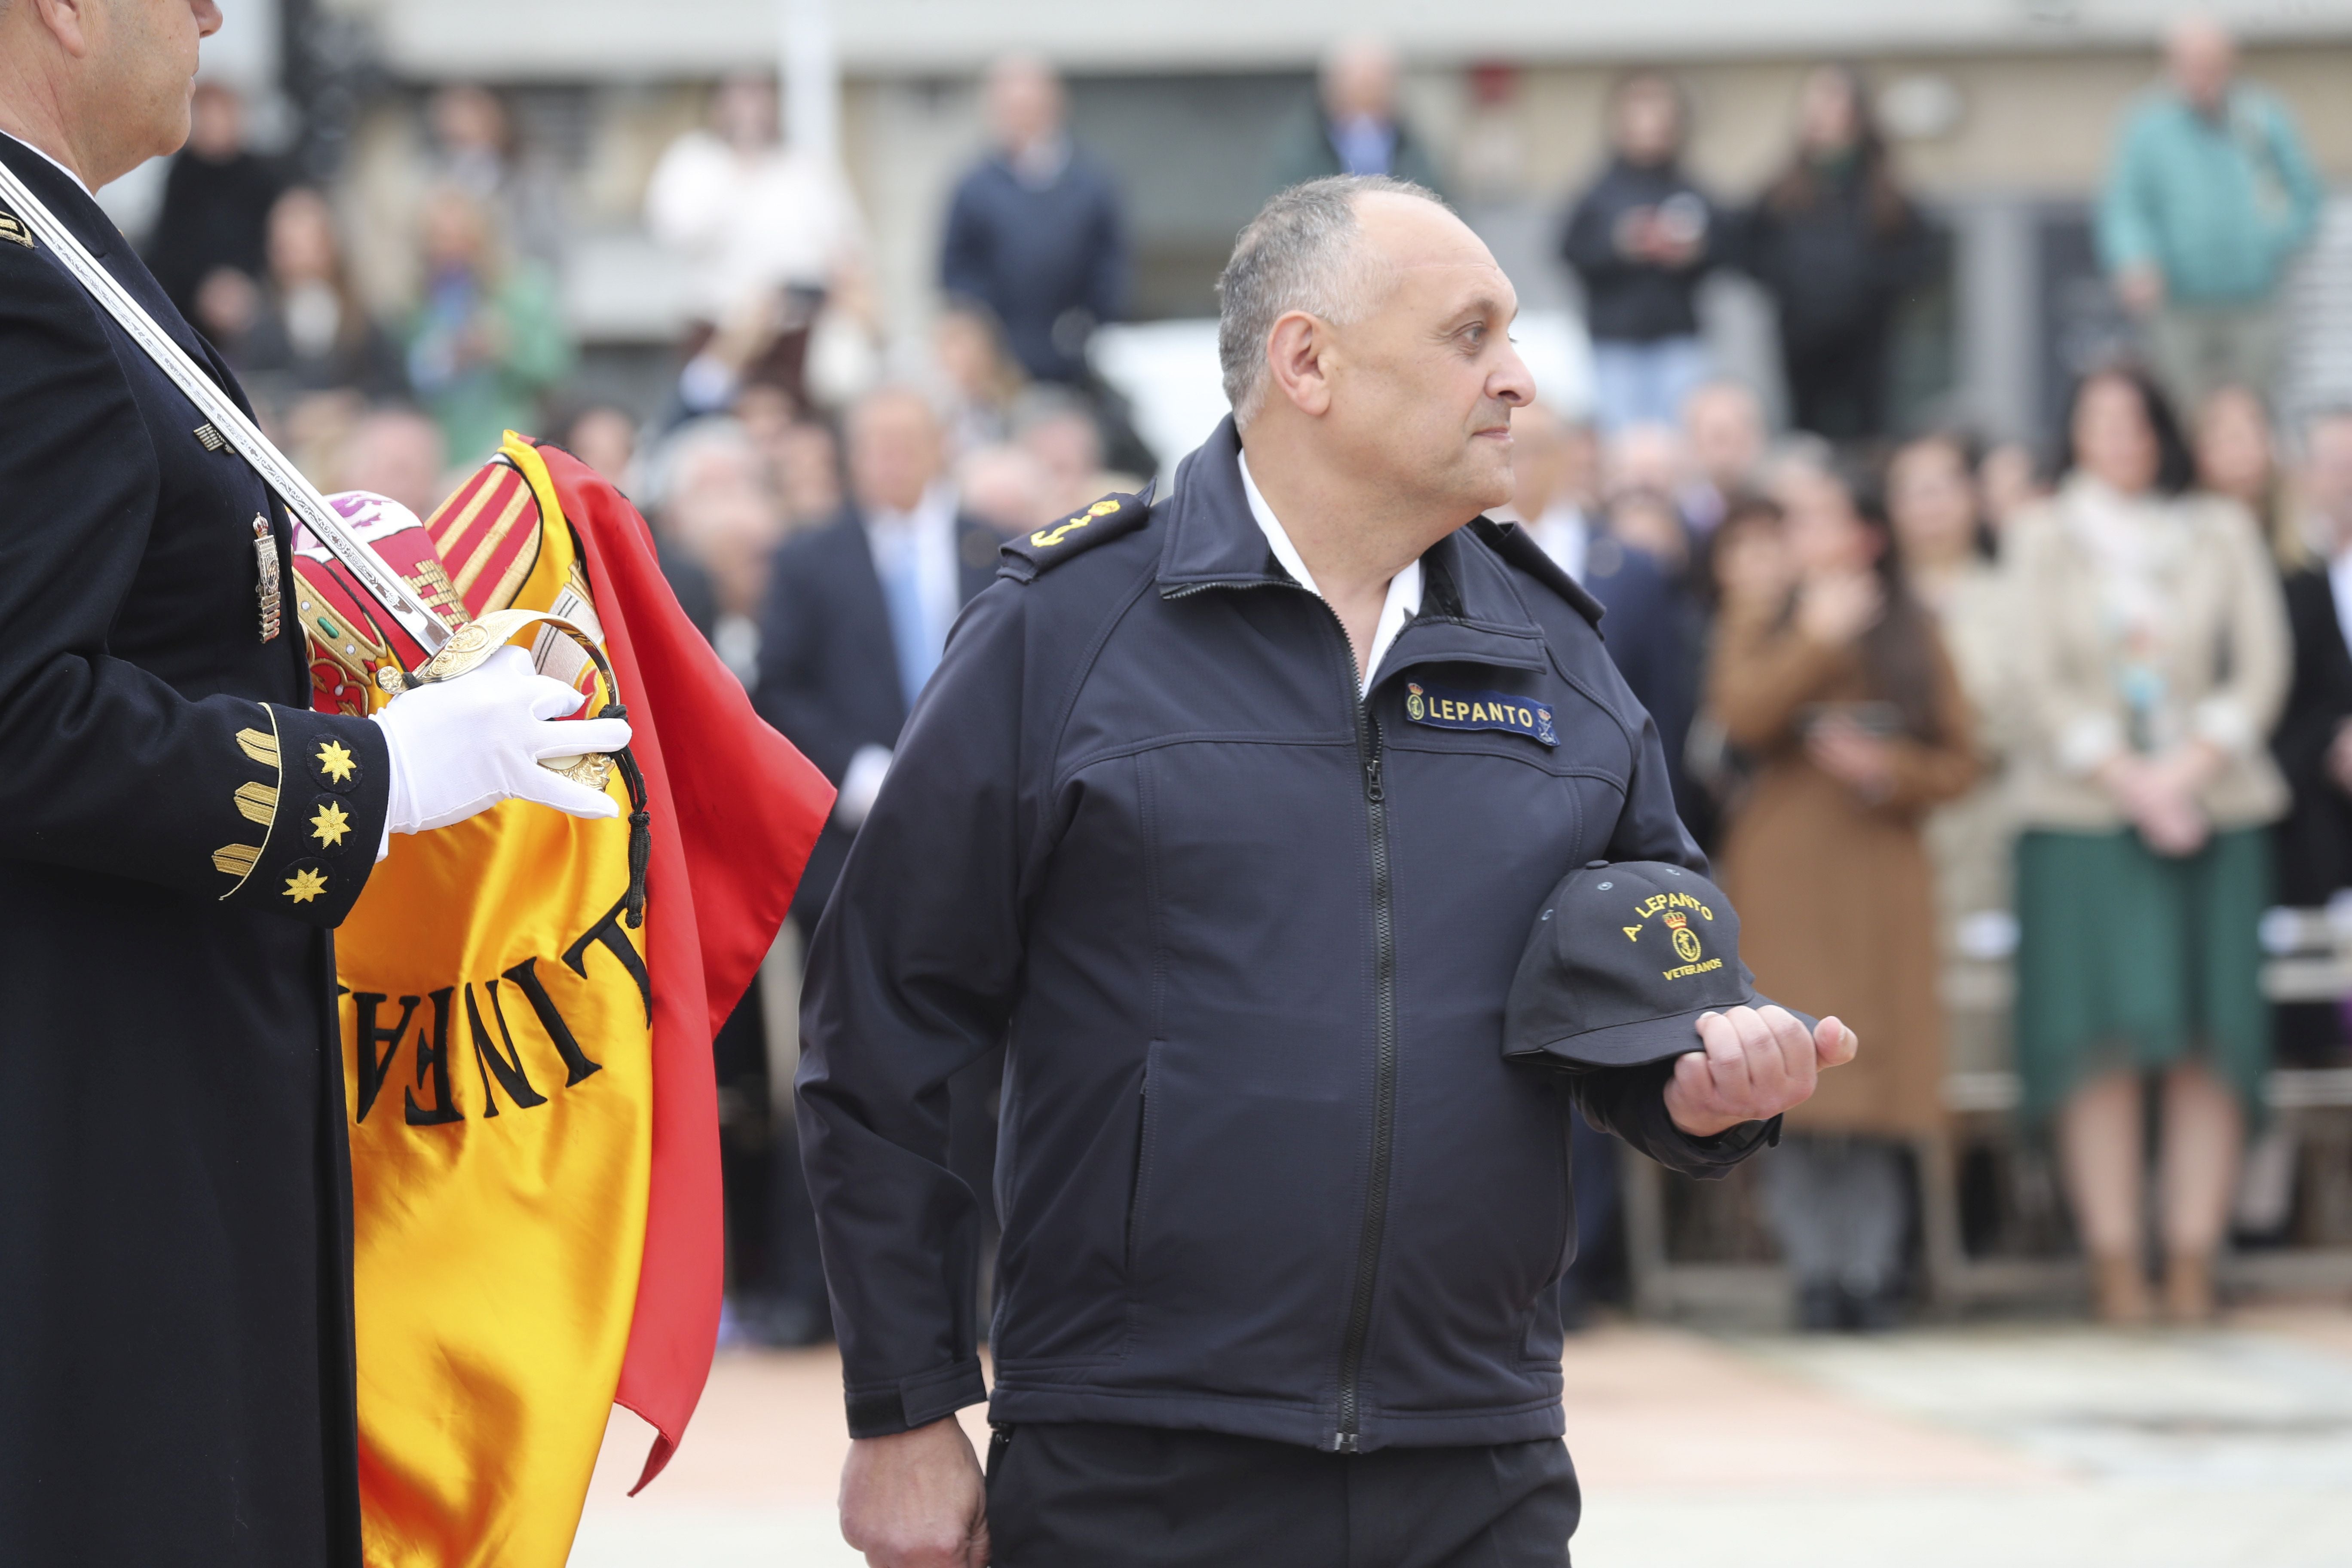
[1664,1005,1857,1138]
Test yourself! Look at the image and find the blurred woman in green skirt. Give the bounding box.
[2007,365,2290,1325]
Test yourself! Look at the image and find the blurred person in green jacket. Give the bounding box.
[2098,15,2322,415]
[405,183,573,468]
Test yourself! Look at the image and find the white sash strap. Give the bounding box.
[0,154,454,655]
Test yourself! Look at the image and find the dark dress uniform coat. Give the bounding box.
[0,135,390,1565]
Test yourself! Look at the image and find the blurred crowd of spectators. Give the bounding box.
[145,15,2343,1341]
[1529,16,2339,1335]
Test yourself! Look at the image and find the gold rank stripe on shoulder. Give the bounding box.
[233,781,278,825]
[0,211,31,249]
[212,843,262,877]
[237,726,280,768]
[1029,497,1127,551]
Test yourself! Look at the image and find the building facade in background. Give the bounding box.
[282,0,2352,447]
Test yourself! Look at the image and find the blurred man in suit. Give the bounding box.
[756,385,1004,927]
[753,384,1006,1335]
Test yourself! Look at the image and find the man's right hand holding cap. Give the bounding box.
[1665,1006,1859,1139]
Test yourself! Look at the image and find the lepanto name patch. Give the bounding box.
[1403,682,1558,747]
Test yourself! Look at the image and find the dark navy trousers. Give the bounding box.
[985,1421,1579,1568]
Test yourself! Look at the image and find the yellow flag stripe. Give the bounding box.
[428,468,508,556]
[450,481,536,600]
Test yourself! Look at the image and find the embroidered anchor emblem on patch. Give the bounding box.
[1402,682,1558,747]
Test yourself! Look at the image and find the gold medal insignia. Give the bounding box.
[252,514,283,642]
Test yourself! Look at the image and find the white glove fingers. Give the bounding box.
[524,674,596,721]
[513,770,624,821]
[530,718,633,761]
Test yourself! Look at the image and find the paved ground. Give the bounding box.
[567,1305,2352,1567]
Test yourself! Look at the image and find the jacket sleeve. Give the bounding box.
[0,249,386,928]
[2196,500,2292,757]
[1580,667,1779,1176]
[1870,631,1980,812]
[796,582,1035,1437]
[752,539,858,783]
[938,173,989,306]
[2097,104,2162,276]
[2256,92,2325,279]
[1084,171,1128,326]
[1705,597,1842,751]
[1559,184,1632,287]
[2272,573,2346,796]
[2008,511,2128,775]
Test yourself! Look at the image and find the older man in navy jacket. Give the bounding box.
[803,177,1855,1568]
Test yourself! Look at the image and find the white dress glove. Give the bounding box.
[373,644,635,837]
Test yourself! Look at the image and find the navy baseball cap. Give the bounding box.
[1504,860,1813,1069]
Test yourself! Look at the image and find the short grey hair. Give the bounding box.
[1215,175,1446,426]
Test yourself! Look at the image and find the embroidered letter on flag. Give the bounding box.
[298,435,830,1567]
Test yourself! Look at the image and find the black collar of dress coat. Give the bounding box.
[0,131,238,386]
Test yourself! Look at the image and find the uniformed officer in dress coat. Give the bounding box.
[0,3,625,1562]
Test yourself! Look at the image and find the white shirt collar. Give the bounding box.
[1237,451,1421,697]
[1008,133,1073,189]
[1531,498,1591,583]
[0,127,91,196]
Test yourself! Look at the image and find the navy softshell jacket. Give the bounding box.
[799,417,1772,1455]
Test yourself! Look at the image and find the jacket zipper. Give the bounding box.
[1165,576,1401,1454]
[1334,692,1395,1453]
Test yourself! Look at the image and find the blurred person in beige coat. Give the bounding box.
[2006,365,2289,1325]
[1709,452,1978,1329]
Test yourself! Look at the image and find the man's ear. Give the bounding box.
[1263,311,1334,419]
[27,0,97,58]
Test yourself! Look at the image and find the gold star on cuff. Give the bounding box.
[309,802,352,847]
[284,867,330,904]
[315,740,356,783]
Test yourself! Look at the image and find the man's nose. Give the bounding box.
[1491,343,1537,408]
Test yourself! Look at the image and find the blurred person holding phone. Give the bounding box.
[1561,72,1721,432]
[1707,452,1976,1329]
[2006,365,2290,1323]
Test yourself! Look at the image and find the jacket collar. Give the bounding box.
[1156,416,1550,681]
[0,131,116,259]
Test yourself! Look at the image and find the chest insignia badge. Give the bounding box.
[0,211,31,249]
[1402,681,1558,747]
[252,514,283,642]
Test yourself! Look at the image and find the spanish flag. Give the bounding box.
[296,436,830,1565]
